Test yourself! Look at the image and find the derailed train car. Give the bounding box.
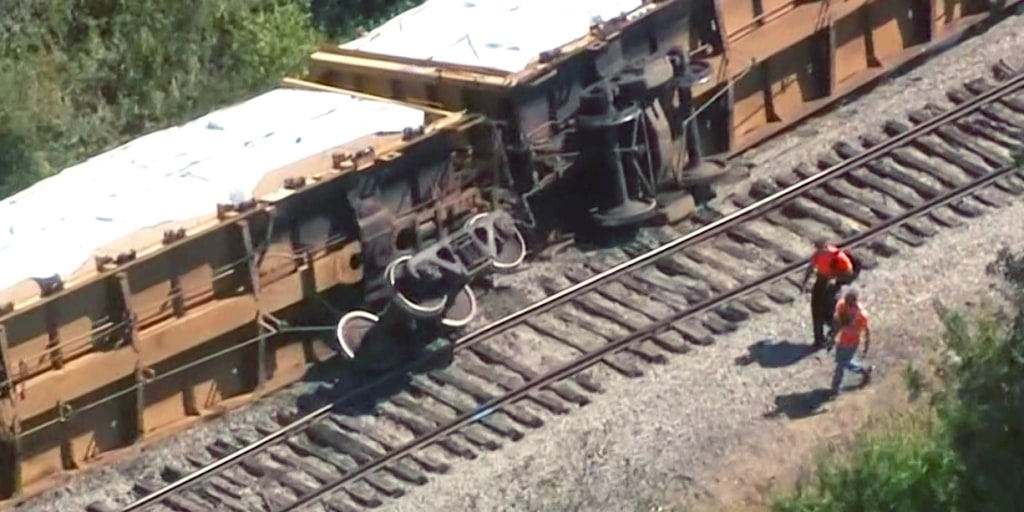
[0,0,1019,504]
[305,0,1020,233]
[0,88,510,500]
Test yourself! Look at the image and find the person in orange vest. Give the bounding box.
[800,238,860,349]
[829,289,873,395]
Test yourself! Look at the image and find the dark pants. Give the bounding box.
[810,270,859,348]
[831,343,869,394]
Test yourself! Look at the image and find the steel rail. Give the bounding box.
[282,158,1024,512]
[118,69,1024,512]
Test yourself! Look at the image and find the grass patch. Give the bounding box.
[773,407,959,512]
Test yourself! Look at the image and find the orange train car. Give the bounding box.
[0,88,499,501]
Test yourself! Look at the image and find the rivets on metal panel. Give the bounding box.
[33,275,64,298]
[162,228,187,244]
[215,199,258,220]
[332,151,357,171]
[94,250,137,271]
[356,146,376,161]
[283,176,307,190]
[402,126,425,140]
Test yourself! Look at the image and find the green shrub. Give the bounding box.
[945,249,1024,512]
[0,0,424,198]
[308,0,424,38]
[773,412,960,512]
[0,121,44,198]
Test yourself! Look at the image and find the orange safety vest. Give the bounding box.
[811,245,853,279]
[834,299,869,346]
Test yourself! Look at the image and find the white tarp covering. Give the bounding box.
[340,0,645,74]
[0,88,425,294]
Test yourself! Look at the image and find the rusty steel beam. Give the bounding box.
[239,218,272,394]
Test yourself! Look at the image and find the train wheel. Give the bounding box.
[335,310,380,360]
[386,254,447,319]
[440,285,478,328]
[469,212,527,272]
[335,309,412,372]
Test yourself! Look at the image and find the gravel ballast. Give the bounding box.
[12,10,1024,512]
[377,199,1024,512]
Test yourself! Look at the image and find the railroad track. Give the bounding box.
[95,61,1024,512]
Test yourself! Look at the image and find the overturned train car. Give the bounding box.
[0,89,509,501]
[306,0,1022,232]
[1,0,1020,504]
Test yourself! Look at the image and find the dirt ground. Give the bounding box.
[679,295,1001,512]
[681,368,913,512]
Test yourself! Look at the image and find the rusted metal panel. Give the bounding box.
[868,0,929,61]
[0,280,120,388]
[834,7,875,86]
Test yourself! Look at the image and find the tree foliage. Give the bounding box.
[0,0,421,198]
[774,246,1024,512]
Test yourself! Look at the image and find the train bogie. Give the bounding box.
[336,208,527,371]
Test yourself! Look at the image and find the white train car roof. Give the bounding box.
[0,86,429,298]
[339,0,645,74]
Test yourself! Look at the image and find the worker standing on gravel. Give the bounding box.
[801,238,860,349]
[829,289,873,396]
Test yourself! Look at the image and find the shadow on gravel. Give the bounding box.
[270,286,463,418]
[764,388,834,420]
[735,339,817,368]
[291,339,457,417]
